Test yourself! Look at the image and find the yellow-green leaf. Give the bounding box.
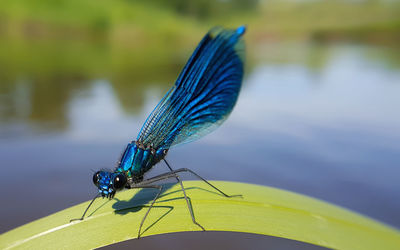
[1,181,399,249]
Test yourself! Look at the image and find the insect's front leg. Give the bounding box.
[70,193,100,222]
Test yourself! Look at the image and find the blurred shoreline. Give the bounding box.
[1,1,399,43]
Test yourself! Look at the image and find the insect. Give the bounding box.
[71,26,246,237]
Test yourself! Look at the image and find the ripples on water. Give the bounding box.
[0,43,399,234]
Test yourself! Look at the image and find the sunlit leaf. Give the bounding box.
[1,181,399,249]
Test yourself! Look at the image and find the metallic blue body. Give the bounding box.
[115,142,167,182]
[96,26,246,196]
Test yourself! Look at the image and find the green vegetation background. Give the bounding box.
[1,0,399,125]
[1,0,399,78]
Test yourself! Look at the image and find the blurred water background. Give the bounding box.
[0,0,400,246]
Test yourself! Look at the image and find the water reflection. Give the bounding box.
[2,42,399,137]
[1,43,400,234]
[0,36,183,137]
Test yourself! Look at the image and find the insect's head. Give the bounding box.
[92,170,127,199]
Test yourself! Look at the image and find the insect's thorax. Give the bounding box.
[115,141,167,183]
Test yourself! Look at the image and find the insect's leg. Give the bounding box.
[70,193,100,222]
[140,169,239,197]
[163,159,179,183]
[163,162,241,198]
[134,184,163,239]
[163,159,205,231]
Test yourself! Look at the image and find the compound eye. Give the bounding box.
[113,174,127,190]
[93,171,101,186]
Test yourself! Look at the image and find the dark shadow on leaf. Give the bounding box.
[112,182,238,214]
[88,198,111,217]
[138,205,174,236]
[104,181,240,234]
[112,182,177,213]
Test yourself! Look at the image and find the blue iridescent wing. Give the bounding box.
[137,26,246,149]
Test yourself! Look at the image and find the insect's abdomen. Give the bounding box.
[117,141,167,182]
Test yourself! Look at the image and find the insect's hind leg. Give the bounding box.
[163,159,205,231]
[162,160,241,198]
[135,165,242,233]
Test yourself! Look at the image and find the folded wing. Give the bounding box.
[137,26,246,149]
